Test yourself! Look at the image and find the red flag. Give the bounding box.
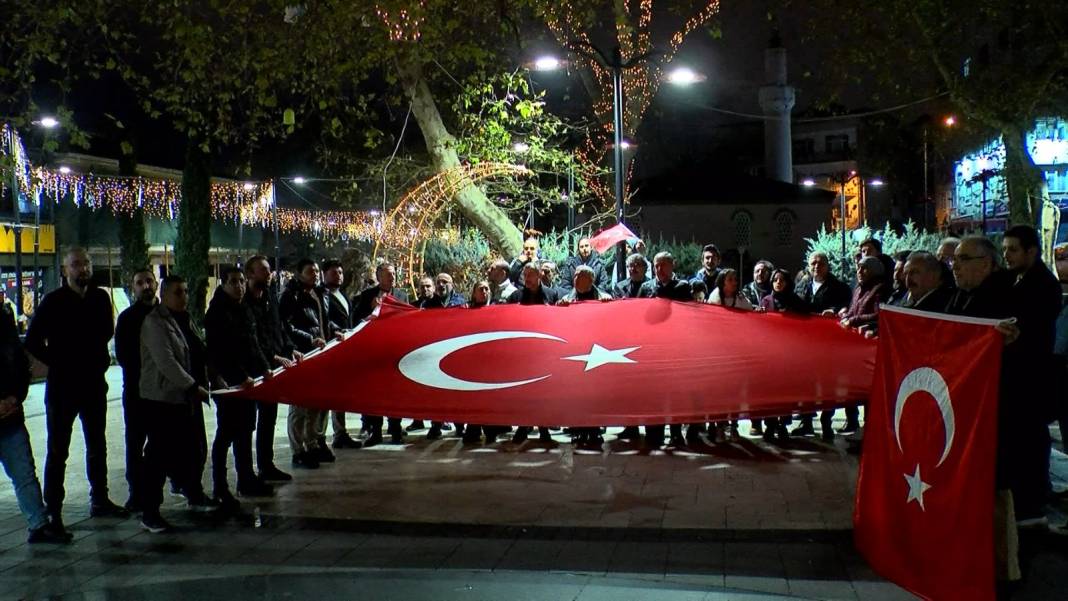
[226,298,875,426]
[854,305,1002,601]
[589,223,637,254]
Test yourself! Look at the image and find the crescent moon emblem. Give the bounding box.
[398,331,566,391]
[893,367,955,467]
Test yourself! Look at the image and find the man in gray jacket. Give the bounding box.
[139,275,218,533]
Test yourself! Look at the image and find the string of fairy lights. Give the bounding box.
[1,124,509,246]
[538,0,722,205]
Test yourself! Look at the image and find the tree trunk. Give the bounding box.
[1002,123,1046,227]
[117,150,149,299]
[176,139,212,319]
[396,56,522,258]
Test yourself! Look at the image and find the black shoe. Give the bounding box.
[405,420,425,432]
[790,424,816,437]
[28,521,73,544]
[364,432,383,447]
[538,429,553,442]
[258,465,293,482]
[124,498,142,514]
[617,427,641,441]
[669,434,686,447]
[90,498,130,518]
[186,494,221,512]
[292,451,321,469]
[821,429,836,442]
[214,491,241,512]
[776,425,791,440]
[462,434,482,445]
[427,426,442,440]
[236,479,275,497]
[140,512,172,534]
[645,436,664,448]
[685,428,703,444]
[513,429,529,443]
[388,433,406,444]
[333,434,363,449]
[313,446,336,463]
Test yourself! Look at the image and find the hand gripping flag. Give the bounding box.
[854,305,1002,601]
[226,297,875,426]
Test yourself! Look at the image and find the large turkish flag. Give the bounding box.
[854,306,1002,601]
[225,297,876,425]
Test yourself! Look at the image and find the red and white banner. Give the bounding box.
[588,223,637,253]
[854,305,1002,601]
[226,297,876,425]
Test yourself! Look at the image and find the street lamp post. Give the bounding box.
[533,49,700,280]
[6,125,22,323]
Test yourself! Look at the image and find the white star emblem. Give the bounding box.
[562,344,640,371]
[903,464,932,511]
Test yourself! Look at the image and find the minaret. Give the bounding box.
[758,34,796,183]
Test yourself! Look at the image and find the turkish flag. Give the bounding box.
[225,297,876,426]
[854,305,1002,601]
[589,223,637,254]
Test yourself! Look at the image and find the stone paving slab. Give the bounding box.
[0,367,1065,600]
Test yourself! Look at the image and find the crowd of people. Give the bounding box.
[0,226,1064,546]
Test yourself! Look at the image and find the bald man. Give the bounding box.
[25,248,125,530]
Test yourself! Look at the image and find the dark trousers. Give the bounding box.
[1000,420,1052,519]
[122,387,147,506]
[256,401,278,471]
[212,398,257,495]
[141,400,204,512]
[365,415,403,435]
[43,383,109,514]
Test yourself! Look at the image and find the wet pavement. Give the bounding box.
[1,367,1065,600]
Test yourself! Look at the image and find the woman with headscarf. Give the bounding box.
[759,269,811,314]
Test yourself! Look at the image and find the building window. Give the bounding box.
[774,209,797,247]
[731,210,753,248]
[825,134,850,154]
[792,138,815,159]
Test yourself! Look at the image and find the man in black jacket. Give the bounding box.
[637,252,693,446]
[558,237,610,294]
[24,247,125,528]
[352,262,410,445]
[1,299,72,543]
[999,226,1062,525]
[507,262,559,443]
[793,251,853,439]
[243,256,299,483]
[114,268,158,512]
[280,258,334,468]
[319,259,360,450]
[613,253,650,299]
[205,267,275,508]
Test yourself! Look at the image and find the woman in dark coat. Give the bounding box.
[760,269,811,314]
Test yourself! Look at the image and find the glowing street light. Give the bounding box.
[802,178,816,187]
[292,176,306,184]
[243,182,255,191]
[38,116,59,129]
[665,67,705,86]
[944,115,956,127]
[869,178,885,187]
[532,56,562,72]
[58,166,71,174]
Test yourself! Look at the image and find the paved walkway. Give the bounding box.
[0,367,1065,600]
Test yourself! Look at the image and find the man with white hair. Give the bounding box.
[487,259,517,304]
[558,265,612,304]
[613,253,650,299]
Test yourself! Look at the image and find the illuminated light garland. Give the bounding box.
[537,0,722,208]
[372,162,530,287]
[374,0,427,41]
[1,124,36,200]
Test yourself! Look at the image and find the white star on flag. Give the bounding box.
[563,344,640,371]
[903,464,932,511]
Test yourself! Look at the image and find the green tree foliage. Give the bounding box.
[804,222,943,282]
[790,0,1068,226]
